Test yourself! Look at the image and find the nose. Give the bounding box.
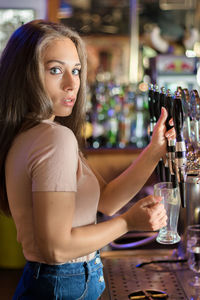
[62,72,76,91]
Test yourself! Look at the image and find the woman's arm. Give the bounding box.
[33,191,166,264]
[97,107,175,215]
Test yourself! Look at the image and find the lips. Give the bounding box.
[64,99,73,103]
[62,97,75,107]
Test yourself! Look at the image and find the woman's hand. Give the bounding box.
[123,195,167,232]
[150,107,176,158]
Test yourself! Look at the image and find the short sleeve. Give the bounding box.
[26,123,79,192]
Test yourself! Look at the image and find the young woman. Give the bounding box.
[0,20,173,300]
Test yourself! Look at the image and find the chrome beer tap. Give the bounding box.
[173,91,187,208]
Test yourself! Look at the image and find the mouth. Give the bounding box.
[63,98,73,103]
[62,98,75,106]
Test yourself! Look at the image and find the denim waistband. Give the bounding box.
[26,251,102,279]
[67,251,96,263]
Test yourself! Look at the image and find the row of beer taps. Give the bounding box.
[148,84,200,208]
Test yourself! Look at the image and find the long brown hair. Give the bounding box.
[0,20,87,215]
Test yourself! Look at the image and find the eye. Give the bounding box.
[50,67,62,75]
[72,68,81,76]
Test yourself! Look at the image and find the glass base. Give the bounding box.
[156,231,181,245]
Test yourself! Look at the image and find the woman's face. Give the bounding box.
[42,38,81,120]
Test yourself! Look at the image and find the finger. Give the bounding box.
[141,195,162,208]
[148,203,165,217]
[154,206,167,220]
[157,215,168,227]
[153,220,167,231]
[165,128,176,139]
[157,107,168,125]
[150,214,167,231]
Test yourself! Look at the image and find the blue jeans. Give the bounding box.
[13,252,105,300]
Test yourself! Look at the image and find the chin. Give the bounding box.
[54,109,73,118]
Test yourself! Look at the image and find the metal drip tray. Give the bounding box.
[100,250,197,300]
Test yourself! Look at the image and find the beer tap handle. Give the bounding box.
[190,90,197,120]
[160,87,166,112]
[153,85,165,181]
[153,84,160,122]
[165,89,173,130]
[173,92,184,141]
[183,88,191,143]
[164,89,176,183]
[159,87,170,182]
[190,90,200,144]
[173,91,187,208]
[148,84,156,138]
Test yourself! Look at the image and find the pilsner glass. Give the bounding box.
[154,182,181,244]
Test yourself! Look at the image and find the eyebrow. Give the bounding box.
[46,59,81,67]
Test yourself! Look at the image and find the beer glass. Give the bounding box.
[154,182,181,244]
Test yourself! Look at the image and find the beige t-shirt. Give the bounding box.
[5,120,100,263]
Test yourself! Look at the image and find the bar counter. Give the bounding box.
[99,248,198,300]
